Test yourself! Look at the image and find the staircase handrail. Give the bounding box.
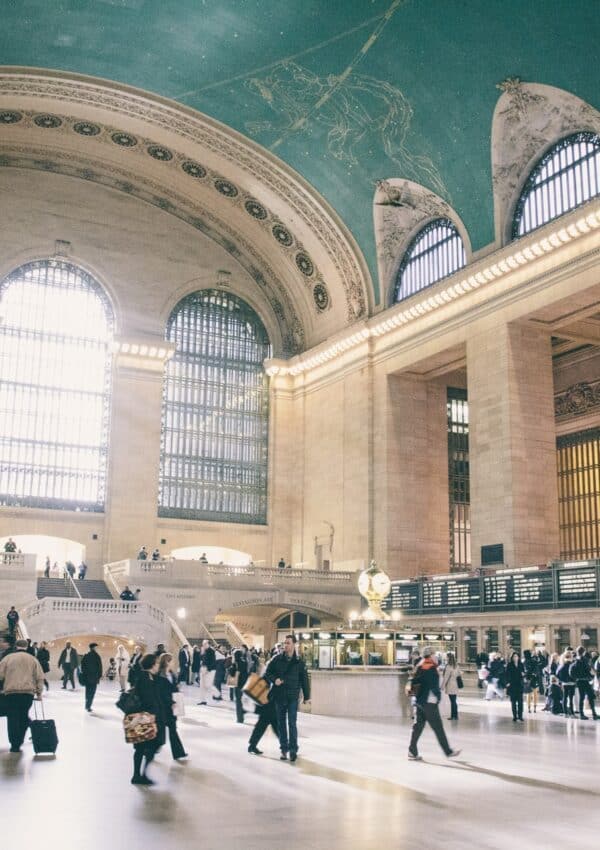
[198,621,218,643]
[223,620,244,647]
[64,570,82,599]
[103,564,122,599]
[168,615,189,650]
[16,619,30,641]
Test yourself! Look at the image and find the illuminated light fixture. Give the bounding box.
[369,633,392,640]
[130,344,139,354]
[139,345,148,356]
[176,607,186,619]
[318,632,333,640]
[391,611,401,621]
[301,633,311,640]
[349,610,358,620]
[148,347,157,357]
[341,633,361,639]
[121,342,130,353]
[424,633,440,640]
[563,560,589,567]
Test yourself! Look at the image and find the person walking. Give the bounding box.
[130,654,166,785]
[37,641,50,691]
[485,652,506,701]
[407,646,461,761]
[156,653,188,760]
[58,641,79,690]
[248,694,279,755]
[441,652,461,720]
[232,645,250,723]
[197,640,216,705]
[213,645,226,700]
[523,649,540,713]
[178,644,191,686]
[0,639,44,752]
[505,651,525,722]
[116,644,130,692]
[81,642,103,712]
[264,634,310,762]
[6,606,19,636]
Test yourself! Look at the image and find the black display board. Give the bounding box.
[382,582,420,611]
[422,577,481,611]
[557,567,597,602]
[483,570,553,607]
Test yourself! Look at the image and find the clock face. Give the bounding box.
[358,572,371,595]
[372,573,391,596]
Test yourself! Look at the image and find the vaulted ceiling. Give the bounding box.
[1,0,599,304]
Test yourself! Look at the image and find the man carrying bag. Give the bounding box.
[0,639,44,753]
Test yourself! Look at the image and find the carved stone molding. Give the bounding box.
[555,381,600,421]
[492,81,600,245]
[373,179,470,306]
[0,69,371,326]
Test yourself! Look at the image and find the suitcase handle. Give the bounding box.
[32,697,45,720]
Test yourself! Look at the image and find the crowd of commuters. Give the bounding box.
[477,646,600,721]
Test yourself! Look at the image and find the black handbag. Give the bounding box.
[116,687,141,715]
[0,693,7,717]
[456,674,464,689]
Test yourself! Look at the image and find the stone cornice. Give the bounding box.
[266,200,600,384]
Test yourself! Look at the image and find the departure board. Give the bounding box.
[383,581,420,611]
[557,567,597,602]
[483,570,554,607]
[422,578,481,611]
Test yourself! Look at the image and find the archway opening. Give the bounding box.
[0,534,85,572]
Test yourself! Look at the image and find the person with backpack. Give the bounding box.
[407,646,461,761]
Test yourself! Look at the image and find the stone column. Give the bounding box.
[104,343,172,562]
[373,372,449,579]
[266,370,294,569]
[467,322,559,568]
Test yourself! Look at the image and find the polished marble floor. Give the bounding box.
[1,683,599,849]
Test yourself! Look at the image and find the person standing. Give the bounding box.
[264,634,310,762]
[522,649,540,713]
[178,644,191,686]
[441,652,461,720]
[116,644,130,692]
[119,586,135,601]
[407,646,461,761]
[0,639,44,752]
[44,557,51,578]
[156,653,188,760]
[213,645,226,700]
[137,546,147,560]
[197,640,216,705]
[505,651,525,722]
[557,650,576,716]
[4,537,17,553]
[569,646,599,720]
[81,642,103,712]
[130,654,166,785]
[37,641,50,691]
[128,646,143,686]
[58,641,79,689]
[78,562,87,580]
[151,548,160,561]
[191,644,201,685]
[232,645,250,723]
[277,557,286,570]
[6,606,19,635]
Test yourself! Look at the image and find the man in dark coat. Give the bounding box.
[197,640,216,705]
[264,634,310,762]
[81,642,103,712]
[569,645,599,720]
[178,644,191,685]
[58,641,79,689]
[407,646,460,760]
[6,606,19,635]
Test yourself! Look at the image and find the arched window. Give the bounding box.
[0,260,114,510]
[159,289,271,524]
[393,218,466,303]
[513,132,600,238]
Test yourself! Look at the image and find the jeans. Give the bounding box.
[5,693,33,750]
[510,691,523,720]
[448,694,458,719]
[61,664,75,689]
[563,683,575,715]
[408,703,451,756]
[275,700,299,755]
[577,681,597,717]
[84,682,98,710]
[249,701,278,748]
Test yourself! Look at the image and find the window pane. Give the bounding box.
[513,133,600,238]
[394,218,466,303]
[158,289,271,524]
[0,260,113,510]
[557,427,600,560]
[447,387,470,570]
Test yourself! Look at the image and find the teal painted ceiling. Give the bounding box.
[2,0,599,300]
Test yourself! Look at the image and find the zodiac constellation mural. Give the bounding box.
[245,60,447,198]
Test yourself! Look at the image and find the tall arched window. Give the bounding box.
[0,260,114,510]
[393,218,466,303]
[513,132,600,238]
[159,289,271,524]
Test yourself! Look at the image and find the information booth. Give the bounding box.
[297,628,457,668]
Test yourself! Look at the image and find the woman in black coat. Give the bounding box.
[523,649,540,713]
[156,652,187,761]
[131,654,166,785]
[505,652,525,722]
[37,641,50,691]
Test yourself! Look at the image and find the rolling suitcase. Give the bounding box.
[30,700,59,754]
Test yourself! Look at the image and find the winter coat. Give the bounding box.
[505,660,525,693]
[0,648,44,696]
[81,650,103,684]
[442,664,462,696]
[410,658,441,706]
[264,652,310,704]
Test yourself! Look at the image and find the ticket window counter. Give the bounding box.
[304,632,336,669]
[419,632,457,660]
[365,632,395,666]
[337,634,364,666]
